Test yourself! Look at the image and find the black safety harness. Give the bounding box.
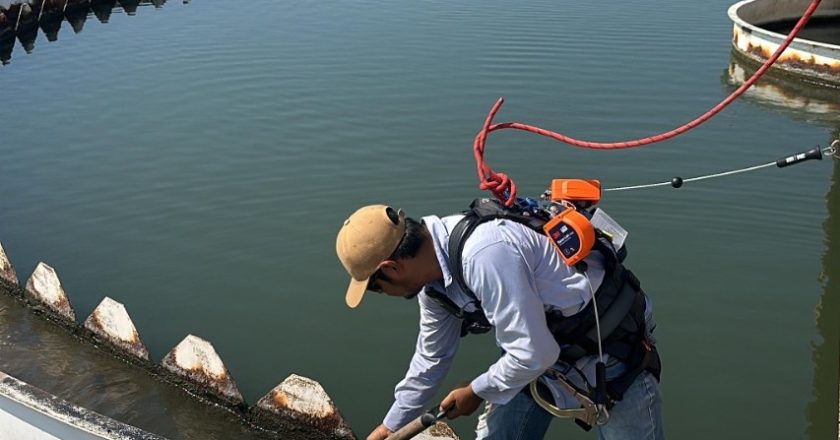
[424,199,661,406]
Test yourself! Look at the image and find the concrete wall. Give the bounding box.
[729,0,840,87]
[0,371,165,440]
[0,240,460,440]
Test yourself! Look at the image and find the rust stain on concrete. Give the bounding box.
[251,374,354,439]
[83,297,150,361]
[0,242,17,286]
[24,262,75,322]
[160,334,245,407]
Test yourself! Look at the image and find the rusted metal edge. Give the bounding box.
[0,370,168,440]
[730,46,840,89]
[728,0,840,89]
[250,374,356,440]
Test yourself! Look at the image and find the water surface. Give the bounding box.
[1,1,838,439]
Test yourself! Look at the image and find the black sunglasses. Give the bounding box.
[367,269,384,293]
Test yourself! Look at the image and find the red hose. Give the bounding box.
[475,0,822,206]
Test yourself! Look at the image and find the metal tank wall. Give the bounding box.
[729,0,840,87]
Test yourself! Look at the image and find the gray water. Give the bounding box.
[1,1,839,439]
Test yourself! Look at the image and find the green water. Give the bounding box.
[1,1,838,439]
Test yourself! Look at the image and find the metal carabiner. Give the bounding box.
[596,404,611,426]
[529,369,613,428]
[529,379,600,427]
[830,140,840,160]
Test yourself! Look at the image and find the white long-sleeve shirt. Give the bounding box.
[383,213,620,430]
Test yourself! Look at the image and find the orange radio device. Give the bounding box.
[541,179,601,266]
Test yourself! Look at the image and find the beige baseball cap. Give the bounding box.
[336,205,406,308]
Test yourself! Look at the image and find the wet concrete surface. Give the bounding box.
[0,283,295,440]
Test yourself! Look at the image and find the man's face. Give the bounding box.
[368,258,424,300]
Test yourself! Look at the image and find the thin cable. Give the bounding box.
[605,162,776,192]
[584,275,609,425]
[584,277,604,362]
[682,162,776,182]
[605,142,838,192]
[473,0,822,204]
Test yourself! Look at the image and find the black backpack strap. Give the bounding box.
[447,210,482,303]
[446,198,549,304]
[424,286,493,337]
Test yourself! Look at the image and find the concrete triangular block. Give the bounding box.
[251,374,354,439]
[24,262,75,321]
[0,242,18,286]
[417,422,460,439]
[84,297,149,361]
[161,334,244,407]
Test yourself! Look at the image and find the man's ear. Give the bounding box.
[378,260,400,279]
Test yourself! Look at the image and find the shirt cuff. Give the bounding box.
[383,403,422,433]
[470,373,520,405]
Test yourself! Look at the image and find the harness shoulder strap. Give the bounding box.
[447,198,549,303]
[424,286,493,337]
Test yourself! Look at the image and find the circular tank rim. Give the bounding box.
[727,0,840,51]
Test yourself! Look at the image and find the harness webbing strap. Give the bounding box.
[446,199,552,304]
[561,280,639,361]
[446,211,481,302]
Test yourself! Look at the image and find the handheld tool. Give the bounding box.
[384,407,448,440]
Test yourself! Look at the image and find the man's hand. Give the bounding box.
[366,424,393,440]
[440,382,484,420]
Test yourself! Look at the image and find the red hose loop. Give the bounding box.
[473,0,821,203]
[473,97,517,205]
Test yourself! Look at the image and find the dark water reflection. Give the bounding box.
[0,0,173,65]
[723,53,839,439]
[722,52,840,127]
[807,130,840,440]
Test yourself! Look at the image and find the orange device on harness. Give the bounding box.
[543,207,596,266]
[542,179,601,266]
[549,179,601,206]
